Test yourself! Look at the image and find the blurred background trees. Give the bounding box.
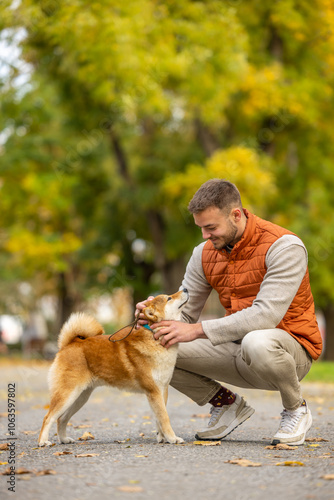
[1,0,334,358]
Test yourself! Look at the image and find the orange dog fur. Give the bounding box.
[38,289,189,446]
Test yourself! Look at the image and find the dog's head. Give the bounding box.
[142,288,189,323]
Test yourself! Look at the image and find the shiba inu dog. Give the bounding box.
[38,289,189,446]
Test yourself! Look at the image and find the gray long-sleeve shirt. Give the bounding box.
[180,235,308,346]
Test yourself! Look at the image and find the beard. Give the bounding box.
[210,220,239,250]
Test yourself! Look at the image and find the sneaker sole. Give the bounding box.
[271,411,313,446]
[194,405,255,441]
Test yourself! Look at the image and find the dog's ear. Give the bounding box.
[142,306,159,322]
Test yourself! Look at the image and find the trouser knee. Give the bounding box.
[241,330,272,368]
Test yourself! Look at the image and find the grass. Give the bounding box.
[303,361,334,383]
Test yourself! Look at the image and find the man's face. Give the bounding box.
[193,206,241,250]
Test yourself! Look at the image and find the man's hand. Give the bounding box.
[151,321,207,348]
[135,296,155,328]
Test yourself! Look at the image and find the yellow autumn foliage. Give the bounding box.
[5,230,82,270]
[163,146,276,214]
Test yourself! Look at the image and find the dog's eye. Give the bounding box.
[167,297,172,302]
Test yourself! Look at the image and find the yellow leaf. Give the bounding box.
[75,453,99,458]
[321,474,334,480]
[276,461,305,467]
[193,440,221,446]
[78,431,94,441]
[305,437,328,442]
[35,469,57,476]
[117,486,144,493]
[225,459,262,467]
[265,444,298,450]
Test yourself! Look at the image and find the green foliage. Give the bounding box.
[1,0,334,336]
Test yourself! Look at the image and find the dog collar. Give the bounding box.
[143,323,154,332]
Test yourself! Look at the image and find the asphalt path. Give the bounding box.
[0,360,333,500]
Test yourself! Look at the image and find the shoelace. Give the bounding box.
[278,408,305,433]
[208,405,225,426]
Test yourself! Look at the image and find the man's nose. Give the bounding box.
[202,228,210,239]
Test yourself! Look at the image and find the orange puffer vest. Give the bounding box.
[202,209,322,360]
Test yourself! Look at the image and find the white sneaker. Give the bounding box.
[272,401,312,446]
[195,393,255,441]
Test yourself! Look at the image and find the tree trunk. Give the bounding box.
[55,272,78,337]
[194,115,219,157]
[323,305,334,360]
[163,257,186,294]
[146,209,186,293]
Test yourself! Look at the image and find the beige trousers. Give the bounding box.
[170,329,312,411]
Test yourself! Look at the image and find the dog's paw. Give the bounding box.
[39,440,53,447]
[161,435,184,444]
[156,432,165,443]
[60,437,75,444]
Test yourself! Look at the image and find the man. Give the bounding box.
[136,179,322,445]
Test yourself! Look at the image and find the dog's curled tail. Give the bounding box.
[58,312,105,350]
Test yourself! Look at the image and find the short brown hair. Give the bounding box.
[188,179,242,214]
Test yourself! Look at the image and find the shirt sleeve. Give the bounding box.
[201,235,308,345]
[179,242,213,324]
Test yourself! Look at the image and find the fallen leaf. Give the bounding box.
[1,467,32,475]
[193,440,221,446]
[191,414,211,419]
[307,444,321,448]
[305,437,328,442]
[321,474,334,480]
[74,424,91,429]
[78,432,94,441]
[276,461,305,467]
[53,451,72,456]
[35,469,57,476]
[22,430,38,435]
[135,455,148,458]
[75,453,99,458]
[265,444,298,450]
[225,459,262,467]
[0,444,9,451]
[0,462,8,465]
[117,486,144,493]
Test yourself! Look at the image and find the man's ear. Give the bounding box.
[143,307,159,322]
[232,207,242,222]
